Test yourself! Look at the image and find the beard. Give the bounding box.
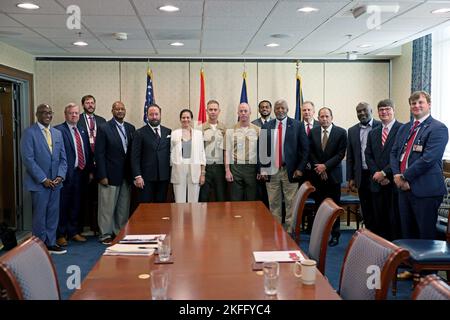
[149,119,160,127]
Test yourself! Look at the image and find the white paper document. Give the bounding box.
[104,244,157,256]
[119,234,166,244]
[253,250,305,263]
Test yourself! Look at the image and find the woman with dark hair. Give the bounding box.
[170,109,206,203]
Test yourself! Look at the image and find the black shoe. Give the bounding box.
[47,245,67,255]
[328,237,339,247]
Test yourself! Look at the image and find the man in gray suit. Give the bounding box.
[347,102,381,232]
[252,100,273,128]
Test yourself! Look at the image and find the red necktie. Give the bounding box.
[276,121,282,168]
[400,120,420,173]
[88,115,95,152]
[381,126,388,146]
[306,123,311,136]
[73,127,85,170]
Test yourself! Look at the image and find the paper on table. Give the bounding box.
[119,234,166,244]
[104,244,157,256]
[253,250,305,263]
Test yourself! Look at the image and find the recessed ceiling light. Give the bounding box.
[265,43,280,47]
[73,41,88,46]
[158,5,180,12]
[298,7,319,13]
[431,8,450,14]
[358,44,372,48]
[270,33,292,39]
[170,42,184,46]
[16,3,40,10]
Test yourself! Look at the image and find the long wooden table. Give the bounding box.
[71,201,340,300]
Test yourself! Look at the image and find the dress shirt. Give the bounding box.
[359,118,374,170]
[66,122,86,168]
[114,120,128,153]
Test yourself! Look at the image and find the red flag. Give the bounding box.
[198,69,206,124]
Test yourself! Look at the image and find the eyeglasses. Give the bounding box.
[378,107,392,112]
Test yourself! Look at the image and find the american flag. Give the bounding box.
[143,67,155,124]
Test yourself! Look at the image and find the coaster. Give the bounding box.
[154,256,174,264]
[138,273,150,279]
[252,262,263,271]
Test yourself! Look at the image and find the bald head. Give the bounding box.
[238,103,251,126]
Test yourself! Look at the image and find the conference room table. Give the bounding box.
[71,201,340,300]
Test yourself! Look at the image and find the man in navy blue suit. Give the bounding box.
[365,99,402,240]
[20,104,67,254]
[391,91,448,240]
[55,103,92,247]
[347,102,381,232]
[95,101,135,244]
[309,107,347,246]
[131,104,171,203]
[259,99,309,234]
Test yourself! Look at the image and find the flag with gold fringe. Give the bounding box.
[294,64,304,121]
[240,71,248,103]
[143,67,155,124]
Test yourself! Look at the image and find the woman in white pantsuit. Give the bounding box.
[170,109,206,203]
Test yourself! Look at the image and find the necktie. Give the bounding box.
[276,121,282,168]
[44,127,52,153]
[381,126,389,146]
[322,129,328,151]
[400,120,420,173]
[306,123,311,136]
[117,124,127,152]
[154,127,160,140]
[73,127,85,170]
[88,115,95,152]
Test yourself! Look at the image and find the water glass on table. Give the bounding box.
[263,261,279,295]
[158,235,171,262]
[150,269,169,300]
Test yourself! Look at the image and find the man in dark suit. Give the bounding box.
[301,101,320,136]
[391,91,448,240]
[301,101,320,188]
[259,99,309,234]
[131,104,171,203]
[55,103,92,247]
[95,101,135,244]
[252,100,273,208]
[252,100,273,127]
[309,107,347,246]
[78,95,106,236]
[365,99,402,240]
[20,104,67,254]
[347,102,381,232]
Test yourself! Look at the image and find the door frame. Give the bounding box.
[0,64,34,232]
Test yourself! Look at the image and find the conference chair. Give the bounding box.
[0,236,60,300]
[412,274,450,300]
[340,159,362,228]
[307,198,344,275]
[339,229,409,300]
[292,181,316,242]
[392,214,450,290]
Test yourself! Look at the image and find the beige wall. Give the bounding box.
[35,60,391,130]
[391,42,413,123]
[0,41,34,74]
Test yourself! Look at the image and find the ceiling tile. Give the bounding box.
[8,14,68,28]
[132,0,203,16]
[82,15,142,29]
[0,0,65,14]
[141,16,202,30]
[58,0,136,15]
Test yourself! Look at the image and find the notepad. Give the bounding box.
[118,234,166,244]
[253,250,305,263]
[103,244,157,256]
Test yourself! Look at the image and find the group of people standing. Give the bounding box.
[20,90,448,256]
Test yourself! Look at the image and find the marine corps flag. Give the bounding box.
[198,68,206,124]
[143,67,155,124]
